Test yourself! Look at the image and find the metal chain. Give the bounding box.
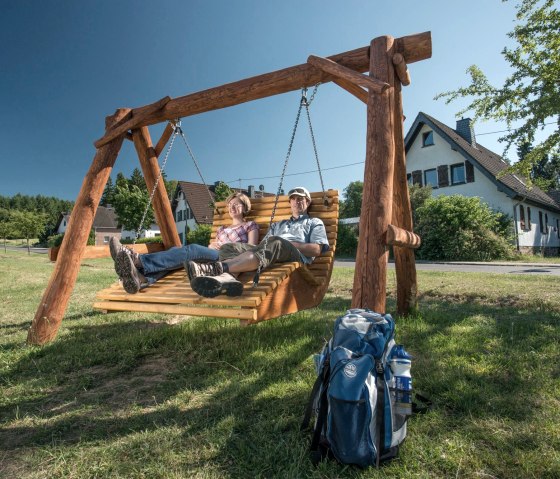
[253,84,320,286]
[134,120,179,243]
[176,123,216,210]
[303,89,326,196]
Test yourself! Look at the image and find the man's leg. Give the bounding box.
[188,237,301,298]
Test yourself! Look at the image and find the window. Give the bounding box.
[545,213,549,233]
[424,169,438,188]
[557,219,560,239]
[527,207,531,229]
[406,173,412,185]
[450,163,466,185]
[519,205,526,231]
[422,131,434,147]
[103,236,110,244]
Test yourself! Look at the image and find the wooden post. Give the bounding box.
[352,36,396,312]
[391,54,418,315]
[132,126,181,249]
[28,108,131,345]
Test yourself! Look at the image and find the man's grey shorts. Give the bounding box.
[218,236,301,269]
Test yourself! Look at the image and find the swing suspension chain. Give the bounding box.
[134,120,180,243]
[303,91,326,195]
[253,84,321,286]
[268,83,321,228]
[175,121,216,210]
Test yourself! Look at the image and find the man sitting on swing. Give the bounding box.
[186,186,329,298]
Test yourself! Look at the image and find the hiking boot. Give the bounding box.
[191,273,243,298]
[109,237,126,262]
[184,260,224,281]
[116,250,148,294]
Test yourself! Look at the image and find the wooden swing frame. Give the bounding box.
[28,32,432,345]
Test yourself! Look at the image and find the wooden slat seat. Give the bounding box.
[93,189,339,324]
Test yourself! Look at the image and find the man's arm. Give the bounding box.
[290,241,322,258]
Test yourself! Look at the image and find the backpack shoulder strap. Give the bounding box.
[374,359,386,468]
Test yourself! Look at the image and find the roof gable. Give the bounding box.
[405,112,560,212]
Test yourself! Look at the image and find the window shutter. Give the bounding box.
[527,207,531,229]
[465,161,475,182]
[412,170,423,186]
[519,205,525,231]
[437,165,449,187]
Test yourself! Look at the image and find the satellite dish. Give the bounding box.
[259,184,265,191]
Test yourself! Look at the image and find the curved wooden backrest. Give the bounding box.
[211,189,339,284]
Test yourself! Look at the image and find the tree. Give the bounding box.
[0,212,16,253]
[116,172,128,190]
[112,185,155,233]
[518,141,560,190]
[435,0,560,180]
[129,168,147,192]
[101,176,116,206]
[340,181,363,218]
[10,210,48,254]
[213,181,234,203]
[409,184,432,226]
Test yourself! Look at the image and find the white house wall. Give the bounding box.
[407,124,560,251]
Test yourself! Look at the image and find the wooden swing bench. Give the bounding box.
[93,189,339,324]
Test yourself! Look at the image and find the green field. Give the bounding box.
[1,250,558,478]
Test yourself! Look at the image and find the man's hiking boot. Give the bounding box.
[109,237,126,262]
[116,250,148,294]
[185,260,224,281]
[111,238,142,276]
[191,273,243,298]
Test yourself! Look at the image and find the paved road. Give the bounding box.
[334,260,560,276]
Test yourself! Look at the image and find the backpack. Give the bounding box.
[302,308,417,468]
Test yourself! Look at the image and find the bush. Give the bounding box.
[47,230,97,248]
[336,224,358,257]
[121,236,163,245]
[415,195,515,261]
[187,224,211,246]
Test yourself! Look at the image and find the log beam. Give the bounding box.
[332,79,368,103]
[95,96,171,148]
[307,55,390,93]
[154,122,176,157]
[352,35,396,313]
[392,53,411,86]
[28,108,131,345]
[391,71,418,314]
[97,32,431,132]
[385,224,421,248]
[132,127,182,249]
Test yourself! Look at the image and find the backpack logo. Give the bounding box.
[343,362,357,378]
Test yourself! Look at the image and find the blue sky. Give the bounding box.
[1,0,523,201]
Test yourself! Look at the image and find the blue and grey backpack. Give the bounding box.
[302,308,425,468]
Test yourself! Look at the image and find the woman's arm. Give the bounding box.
[247,227,259,245]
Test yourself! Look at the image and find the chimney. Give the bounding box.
[247,185,255,198]
[456,118,476,147]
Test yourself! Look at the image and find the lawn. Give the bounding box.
[1,250,558,478]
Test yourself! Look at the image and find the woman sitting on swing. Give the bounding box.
[110,192,258,294]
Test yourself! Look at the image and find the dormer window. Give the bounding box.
[422,131,434,147]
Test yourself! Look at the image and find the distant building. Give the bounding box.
[55,205,121,246]
[405,112,560,255]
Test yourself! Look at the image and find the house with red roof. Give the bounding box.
[405,112,560,255]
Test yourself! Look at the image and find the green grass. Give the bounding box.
[1,250,559,478]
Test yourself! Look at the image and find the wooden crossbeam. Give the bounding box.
[95,96,171,148]
[385,224,421,248]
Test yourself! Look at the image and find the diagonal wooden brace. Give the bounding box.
[307,55,390,94]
